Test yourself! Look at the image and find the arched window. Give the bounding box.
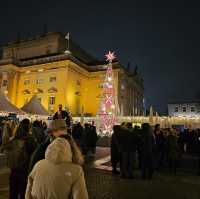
[23,89,31,94]
[48,87,58,93]
[34,88,44,94]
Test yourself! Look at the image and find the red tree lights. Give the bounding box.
[98,51,117,136]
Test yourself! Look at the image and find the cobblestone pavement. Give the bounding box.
[1,147,200,199]
[0,169,9,199]
[85,168,200,199]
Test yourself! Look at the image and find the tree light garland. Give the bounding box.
[97,51,117,136]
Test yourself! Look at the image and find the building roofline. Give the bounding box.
[3,32,62,47]
[168,100,200,105]
[1,31,101,65]
[0,32,143,79]
[0,52,121,72]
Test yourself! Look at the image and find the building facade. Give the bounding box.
[168,101,200,117]
[0,32,144,116]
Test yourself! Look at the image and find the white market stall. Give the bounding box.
[0,91,24,116]
[21,96,50,121]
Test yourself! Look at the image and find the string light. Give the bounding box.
[111,105,115,109]
[97,51,117,136]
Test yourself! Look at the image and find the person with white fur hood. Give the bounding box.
[25,137,88,199]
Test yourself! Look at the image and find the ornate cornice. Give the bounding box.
[0,53,109,72]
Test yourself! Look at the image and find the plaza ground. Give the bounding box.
[0,147,200,199]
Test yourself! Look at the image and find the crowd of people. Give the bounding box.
[0,105,96,199]
[0,104,200,198]
[111,123,200,179]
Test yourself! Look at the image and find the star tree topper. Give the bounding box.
[105,51,116,63]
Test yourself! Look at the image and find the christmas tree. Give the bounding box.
[98,51,117,136]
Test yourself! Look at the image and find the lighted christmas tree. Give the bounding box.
[98,51,117,136]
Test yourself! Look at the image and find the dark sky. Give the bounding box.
[0,0,200,114]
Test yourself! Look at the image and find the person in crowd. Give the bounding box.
[28,119,68,173]
[118,123,129,178]
[154,124,166,170]
[60,133,84,166]
[134,125,142,169]
[166,129,179,174]
[140,123,155,180]
[178,128,187,153]
[196,129,200,176]
[72,122,83,147]
[191,130,198,154]
[0,120,6,145]
[191,129,200,175]
[31,120,46,145]
[0,124,2,146]
[90,122,98,153]
[1,119,36,199]
[111,125,121,175]
[53,104,72,128]
[81,124,88,155]
[9,120,18,134]
[2,121,13,145]
[118,123,138,178]
[84,123,98,157]
[42,121,47,131]
[127,123,139,178]
[25,137,88,199]
[120,122,126,128]
[185,128,194,153]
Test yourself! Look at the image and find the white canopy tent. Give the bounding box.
[0,92,24,115]
[21,96,49,116]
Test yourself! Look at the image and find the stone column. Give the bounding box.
[1,71,8,93]
[9,72,19,104]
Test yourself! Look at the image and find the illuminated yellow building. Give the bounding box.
[0,32,144,116]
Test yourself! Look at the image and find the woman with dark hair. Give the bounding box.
[31,120,46,145]
[1,118,36,199]
[14,119,30,138]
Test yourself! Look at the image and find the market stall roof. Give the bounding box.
[21,96,49,116]
[0,92,24,114]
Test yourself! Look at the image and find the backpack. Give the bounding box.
[2,138,29,170]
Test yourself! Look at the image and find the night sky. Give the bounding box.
[0,0,200,114]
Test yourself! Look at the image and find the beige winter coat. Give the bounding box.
[25,138,88,199]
